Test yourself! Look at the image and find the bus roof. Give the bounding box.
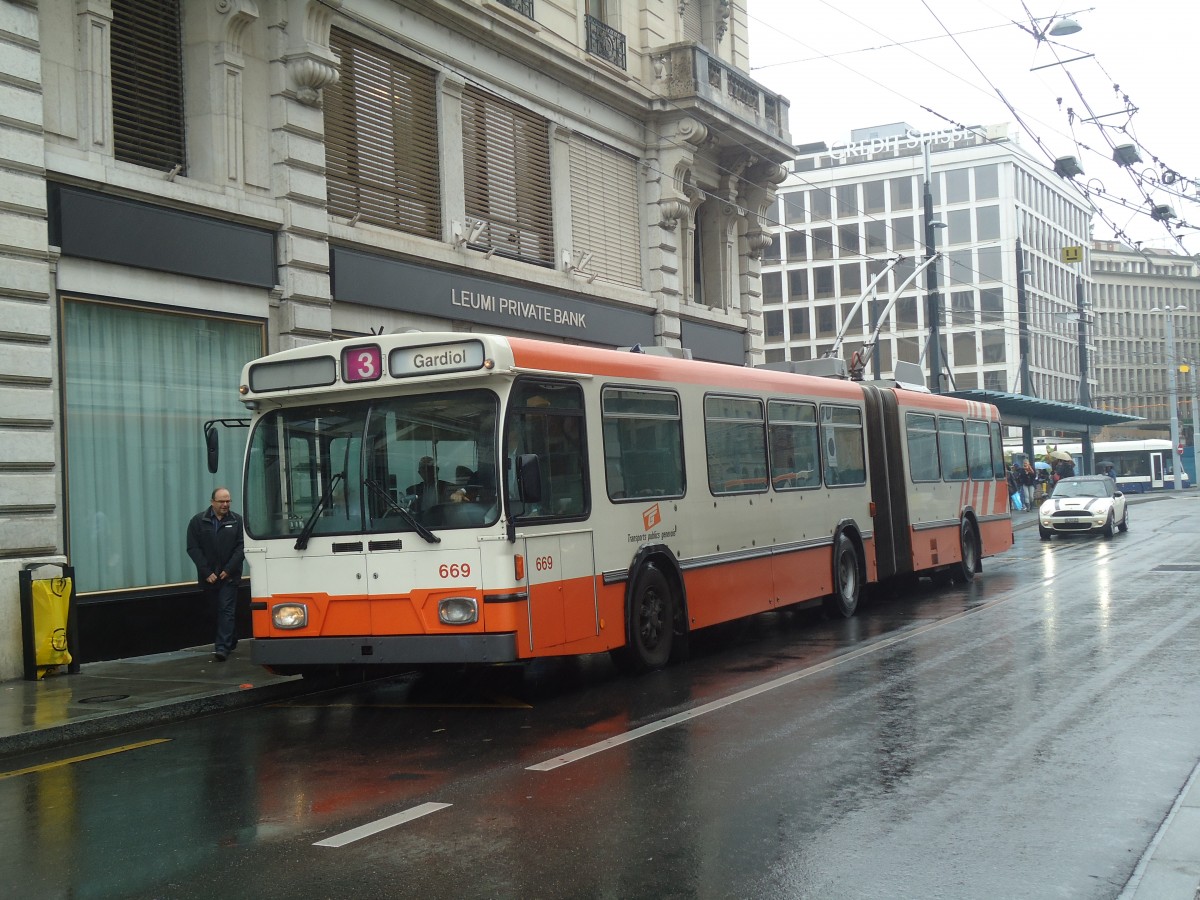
[239,331,999,420]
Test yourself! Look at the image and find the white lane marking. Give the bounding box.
[529,595,1011,772]
[313,802,452,848]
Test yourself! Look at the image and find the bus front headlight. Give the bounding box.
[272,603,308,629]
[438,597,478,625]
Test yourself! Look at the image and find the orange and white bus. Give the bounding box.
[231,331,1011,675]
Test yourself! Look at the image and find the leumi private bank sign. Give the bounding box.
[332,246,655,348]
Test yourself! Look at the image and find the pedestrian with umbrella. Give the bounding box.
[1021,458,1037,508]
[1048,447,1075,483]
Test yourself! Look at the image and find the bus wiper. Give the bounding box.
[364,477,441,544]
[294,472,344,551]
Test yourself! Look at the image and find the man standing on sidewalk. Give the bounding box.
[186,487,244,661]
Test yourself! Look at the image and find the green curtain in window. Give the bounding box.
[63,300,262,592]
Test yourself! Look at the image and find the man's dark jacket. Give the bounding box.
[186,507,245,586]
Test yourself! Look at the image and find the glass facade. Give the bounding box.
[768,131,1090,404]
[63,300,263,593]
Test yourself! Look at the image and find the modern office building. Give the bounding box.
[0,0,792,679]
[1090,241,1200,438]
[762,123,1094,403]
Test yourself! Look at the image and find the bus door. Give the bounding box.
[522,530,598,650]
[1151,452,1165,489]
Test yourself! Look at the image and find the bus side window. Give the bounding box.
[906,413,940,482]
[602,387,684,501]
[705,395,767,495]
[509,379,588,519]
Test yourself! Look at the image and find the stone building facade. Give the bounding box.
[0,0,792,679]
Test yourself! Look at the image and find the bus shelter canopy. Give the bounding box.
[944,390,1141,432]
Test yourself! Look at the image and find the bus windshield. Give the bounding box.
[245,388,499,539]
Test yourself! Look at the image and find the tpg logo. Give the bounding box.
[642,503,661,531]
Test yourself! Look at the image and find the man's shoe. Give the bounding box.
[214,652,227,662]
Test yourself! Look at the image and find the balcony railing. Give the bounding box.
[653,44,789,141]
[495,0,534,18]
[585,14,626,70]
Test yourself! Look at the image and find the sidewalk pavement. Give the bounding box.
[0,643,311,758]
[1,517,1196,898]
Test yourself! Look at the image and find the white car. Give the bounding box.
[1039,475,1128,539]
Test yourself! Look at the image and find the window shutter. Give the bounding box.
[569,136,642,287]
[681,1,703,43]
[110,0,186,172]
[325,29,442,238]
[462,86,554,266]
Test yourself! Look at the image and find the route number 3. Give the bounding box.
[439,563,471,578]
[341,345,383,383]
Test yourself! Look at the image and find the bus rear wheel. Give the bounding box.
[614,563,674,672]
[824,533,861,618]
[955,520,979,583]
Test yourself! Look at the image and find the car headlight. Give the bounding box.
[272,603,308,629]
[438,597,478,625]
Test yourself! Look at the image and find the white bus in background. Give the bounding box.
[1055,439,1191,493]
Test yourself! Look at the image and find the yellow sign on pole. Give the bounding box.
[1062,246,1083,263]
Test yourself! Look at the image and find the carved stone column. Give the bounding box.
[646,117,708,345]
[0,0,62,680]
[188,0,260,185]
[734,159,787,363]
[74,0,113,153]
[267,0,342,350]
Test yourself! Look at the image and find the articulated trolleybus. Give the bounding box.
[236,332,1012,675]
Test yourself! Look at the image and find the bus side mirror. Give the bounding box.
[515,453,542,504]
[205,423,220,474]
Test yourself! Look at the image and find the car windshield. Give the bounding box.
[1052,479,1112,499]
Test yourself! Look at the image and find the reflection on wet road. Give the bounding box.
[4,495,1200,899]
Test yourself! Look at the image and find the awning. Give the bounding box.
[944,389,1141,431]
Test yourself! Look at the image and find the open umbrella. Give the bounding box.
[1047,448,1073,462]
[1034,460,1052,470]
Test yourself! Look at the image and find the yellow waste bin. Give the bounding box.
[20,563,80,680]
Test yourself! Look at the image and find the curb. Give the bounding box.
[0,676,315,759]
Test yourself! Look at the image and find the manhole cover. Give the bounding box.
[78,694,130,704]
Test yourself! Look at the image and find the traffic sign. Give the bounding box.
[1061,246,1083,263]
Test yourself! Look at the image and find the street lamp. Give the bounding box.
[1020,8,1093,71]
[1018,11,1084,42]
[1151,304,1187,490]
[1015,243,1035,464]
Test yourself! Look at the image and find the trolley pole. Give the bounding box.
[923,142,942,394]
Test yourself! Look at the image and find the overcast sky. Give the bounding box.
[746,0,1198,252]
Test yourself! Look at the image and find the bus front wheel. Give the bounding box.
[614,563,675,672]
[824,534,861,618]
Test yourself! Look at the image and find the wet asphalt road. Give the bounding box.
[4,494,1200,899]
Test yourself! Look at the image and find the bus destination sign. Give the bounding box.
[390,340,486,378]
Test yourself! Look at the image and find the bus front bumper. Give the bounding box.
[251,633,519,666]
